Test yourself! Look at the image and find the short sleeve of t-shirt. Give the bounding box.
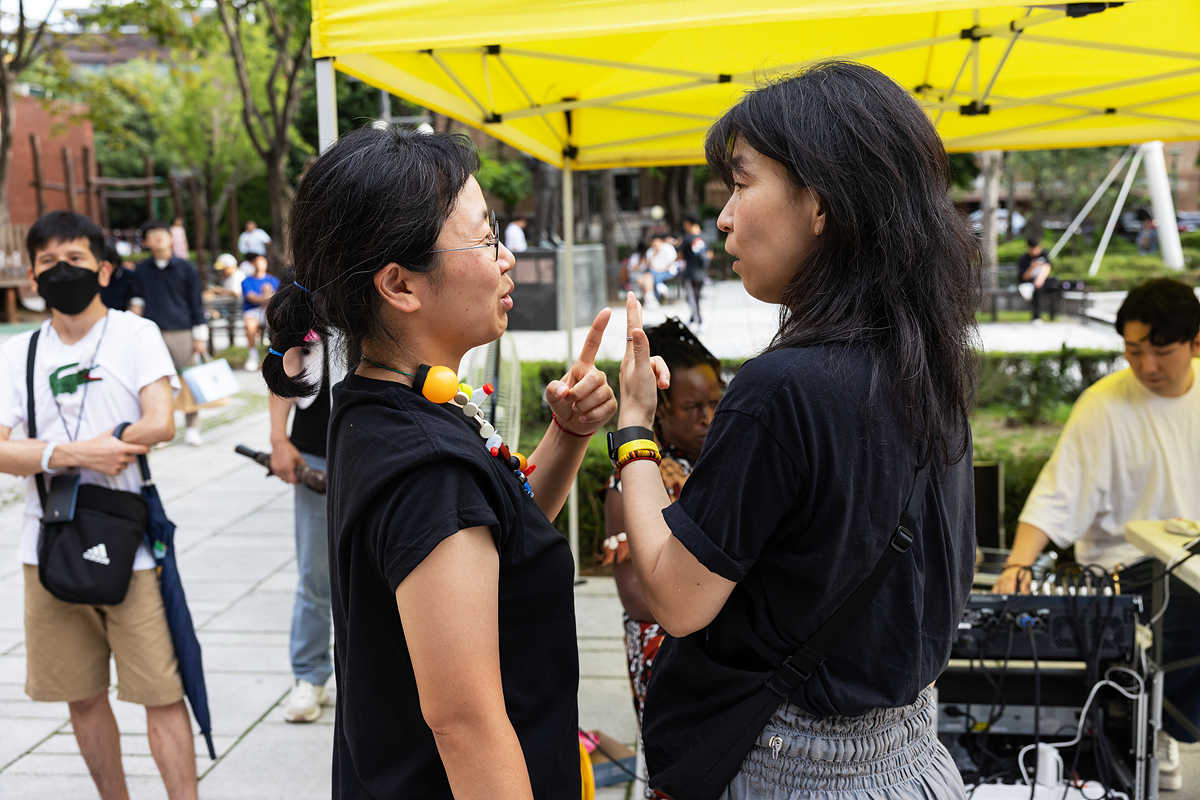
[663,360,806,582]
[367,459,501,591]
[1019,389,1111,550]
[0,338,27,430]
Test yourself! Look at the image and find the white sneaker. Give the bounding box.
[1157,731,1182,791]
[283,680,326,723]
[184,427,203,447]
[244,350,260,372]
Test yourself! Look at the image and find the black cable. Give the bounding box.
[1026,622,1041,800]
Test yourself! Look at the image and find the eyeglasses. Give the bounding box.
[429,209,499,262]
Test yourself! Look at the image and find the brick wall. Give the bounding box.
[6,94,96,226]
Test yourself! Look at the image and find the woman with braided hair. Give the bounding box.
[601,317,724,798]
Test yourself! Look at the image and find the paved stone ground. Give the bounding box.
[2,284,1197,798]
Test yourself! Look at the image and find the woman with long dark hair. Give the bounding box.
[262,127,617,799]
[614,61,979,798]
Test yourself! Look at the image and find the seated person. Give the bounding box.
[637,234,678,309]
[204,253,244,301]
[601,318,724,799]
[994,278,1200,791]
[1016,234,1062,321]
[240,254,278,372]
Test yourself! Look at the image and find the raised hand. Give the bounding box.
[618,292,671,430]
[545,309,617,436]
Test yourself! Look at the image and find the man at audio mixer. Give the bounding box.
[993,278,1200,790]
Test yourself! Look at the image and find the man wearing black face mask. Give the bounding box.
[0,211,197,800]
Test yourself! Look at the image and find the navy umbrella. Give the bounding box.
[133,452,217,760]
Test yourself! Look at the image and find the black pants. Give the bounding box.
[1031,279,1062,320]
[1121,560,1200,742]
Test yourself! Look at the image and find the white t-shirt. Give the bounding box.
[647,242,678,274]
[504,222,528,253]
[237,228,271,256]
[222,271,244,297]
[0,310,177,568]
[1020,362,1200,571]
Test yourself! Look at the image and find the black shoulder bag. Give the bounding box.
[27,329,147,605]
[643,462,932,800]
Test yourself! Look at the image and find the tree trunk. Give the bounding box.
[599,169,618,300]
[979,150,1002,289]
[0,73,15,229]
[533,160,560,246]
[1005,154,1017,239]
[266,152,292,267]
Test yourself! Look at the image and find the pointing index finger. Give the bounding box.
[576,308,611,368]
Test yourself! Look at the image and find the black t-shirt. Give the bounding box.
[289,346,329,458]
[326,374,580,799]
[643,346,975,768]
[1017,250,1051,283]
[100,267,139,311]
[681,233,708,278]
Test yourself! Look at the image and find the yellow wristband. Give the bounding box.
[616,439,659,463]
[617,449,662,471]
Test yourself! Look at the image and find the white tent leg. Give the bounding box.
[315,58,338,153]
[563,164,579,576]
[1090,147,1144,277]
[1049,147,1133,260]
[1142,141,1185,270]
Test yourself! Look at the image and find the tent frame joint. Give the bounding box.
[562,145,579,159]
[485,113,503,123]
[487,44,501,55]
[1066,2,1124,20]
[960,100,991,116]
[960,26,988,41]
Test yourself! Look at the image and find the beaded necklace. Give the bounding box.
[361,357,535,498]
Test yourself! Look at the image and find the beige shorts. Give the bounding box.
[23,565,184,706]
[160,329,196,371]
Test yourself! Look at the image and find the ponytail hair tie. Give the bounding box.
[268,348,286,358]
[293,281,312,296]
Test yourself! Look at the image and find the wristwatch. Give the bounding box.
[607,426,655,464]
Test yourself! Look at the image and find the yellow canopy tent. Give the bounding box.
[311,0,1200,167]
[309,0,1200,566]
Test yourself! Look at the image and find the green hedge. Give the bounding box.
[521,349,1120,567]
[995,235,1200,291]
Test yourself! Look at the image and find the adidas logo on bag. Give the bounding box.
[82,544,111,566]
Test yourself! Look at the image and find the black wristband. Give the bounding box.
[607,425,655,462]
[113,421,132,441]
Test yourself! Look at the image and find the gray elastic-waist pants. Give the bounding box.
[719,686,965,800]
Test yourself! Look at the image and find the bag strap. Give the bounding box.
[26,329,49,512]
[765,461,932,699]
[112,421,153,486]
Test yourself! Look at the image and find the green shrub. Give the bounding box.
[975,348,1123,424]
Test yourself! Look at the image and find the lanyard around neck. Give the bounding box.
[50,312,110,443]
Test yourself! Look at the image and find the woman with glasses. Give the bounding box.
[615,61,977,799]
[262,126,616,799]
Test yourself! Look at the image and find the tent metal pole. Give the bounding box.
[315,58,338,153]
[995,66,1200,111]
[980,9,1031,105]
[1090,146,1144,277]
[1049,147,1133,260]
[427,51,489,116]
[562,163,579,575]
[1142,141,1185,271]
[943,111,1094,149]
[1018,35,1200,62]
[502,79,713,120]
